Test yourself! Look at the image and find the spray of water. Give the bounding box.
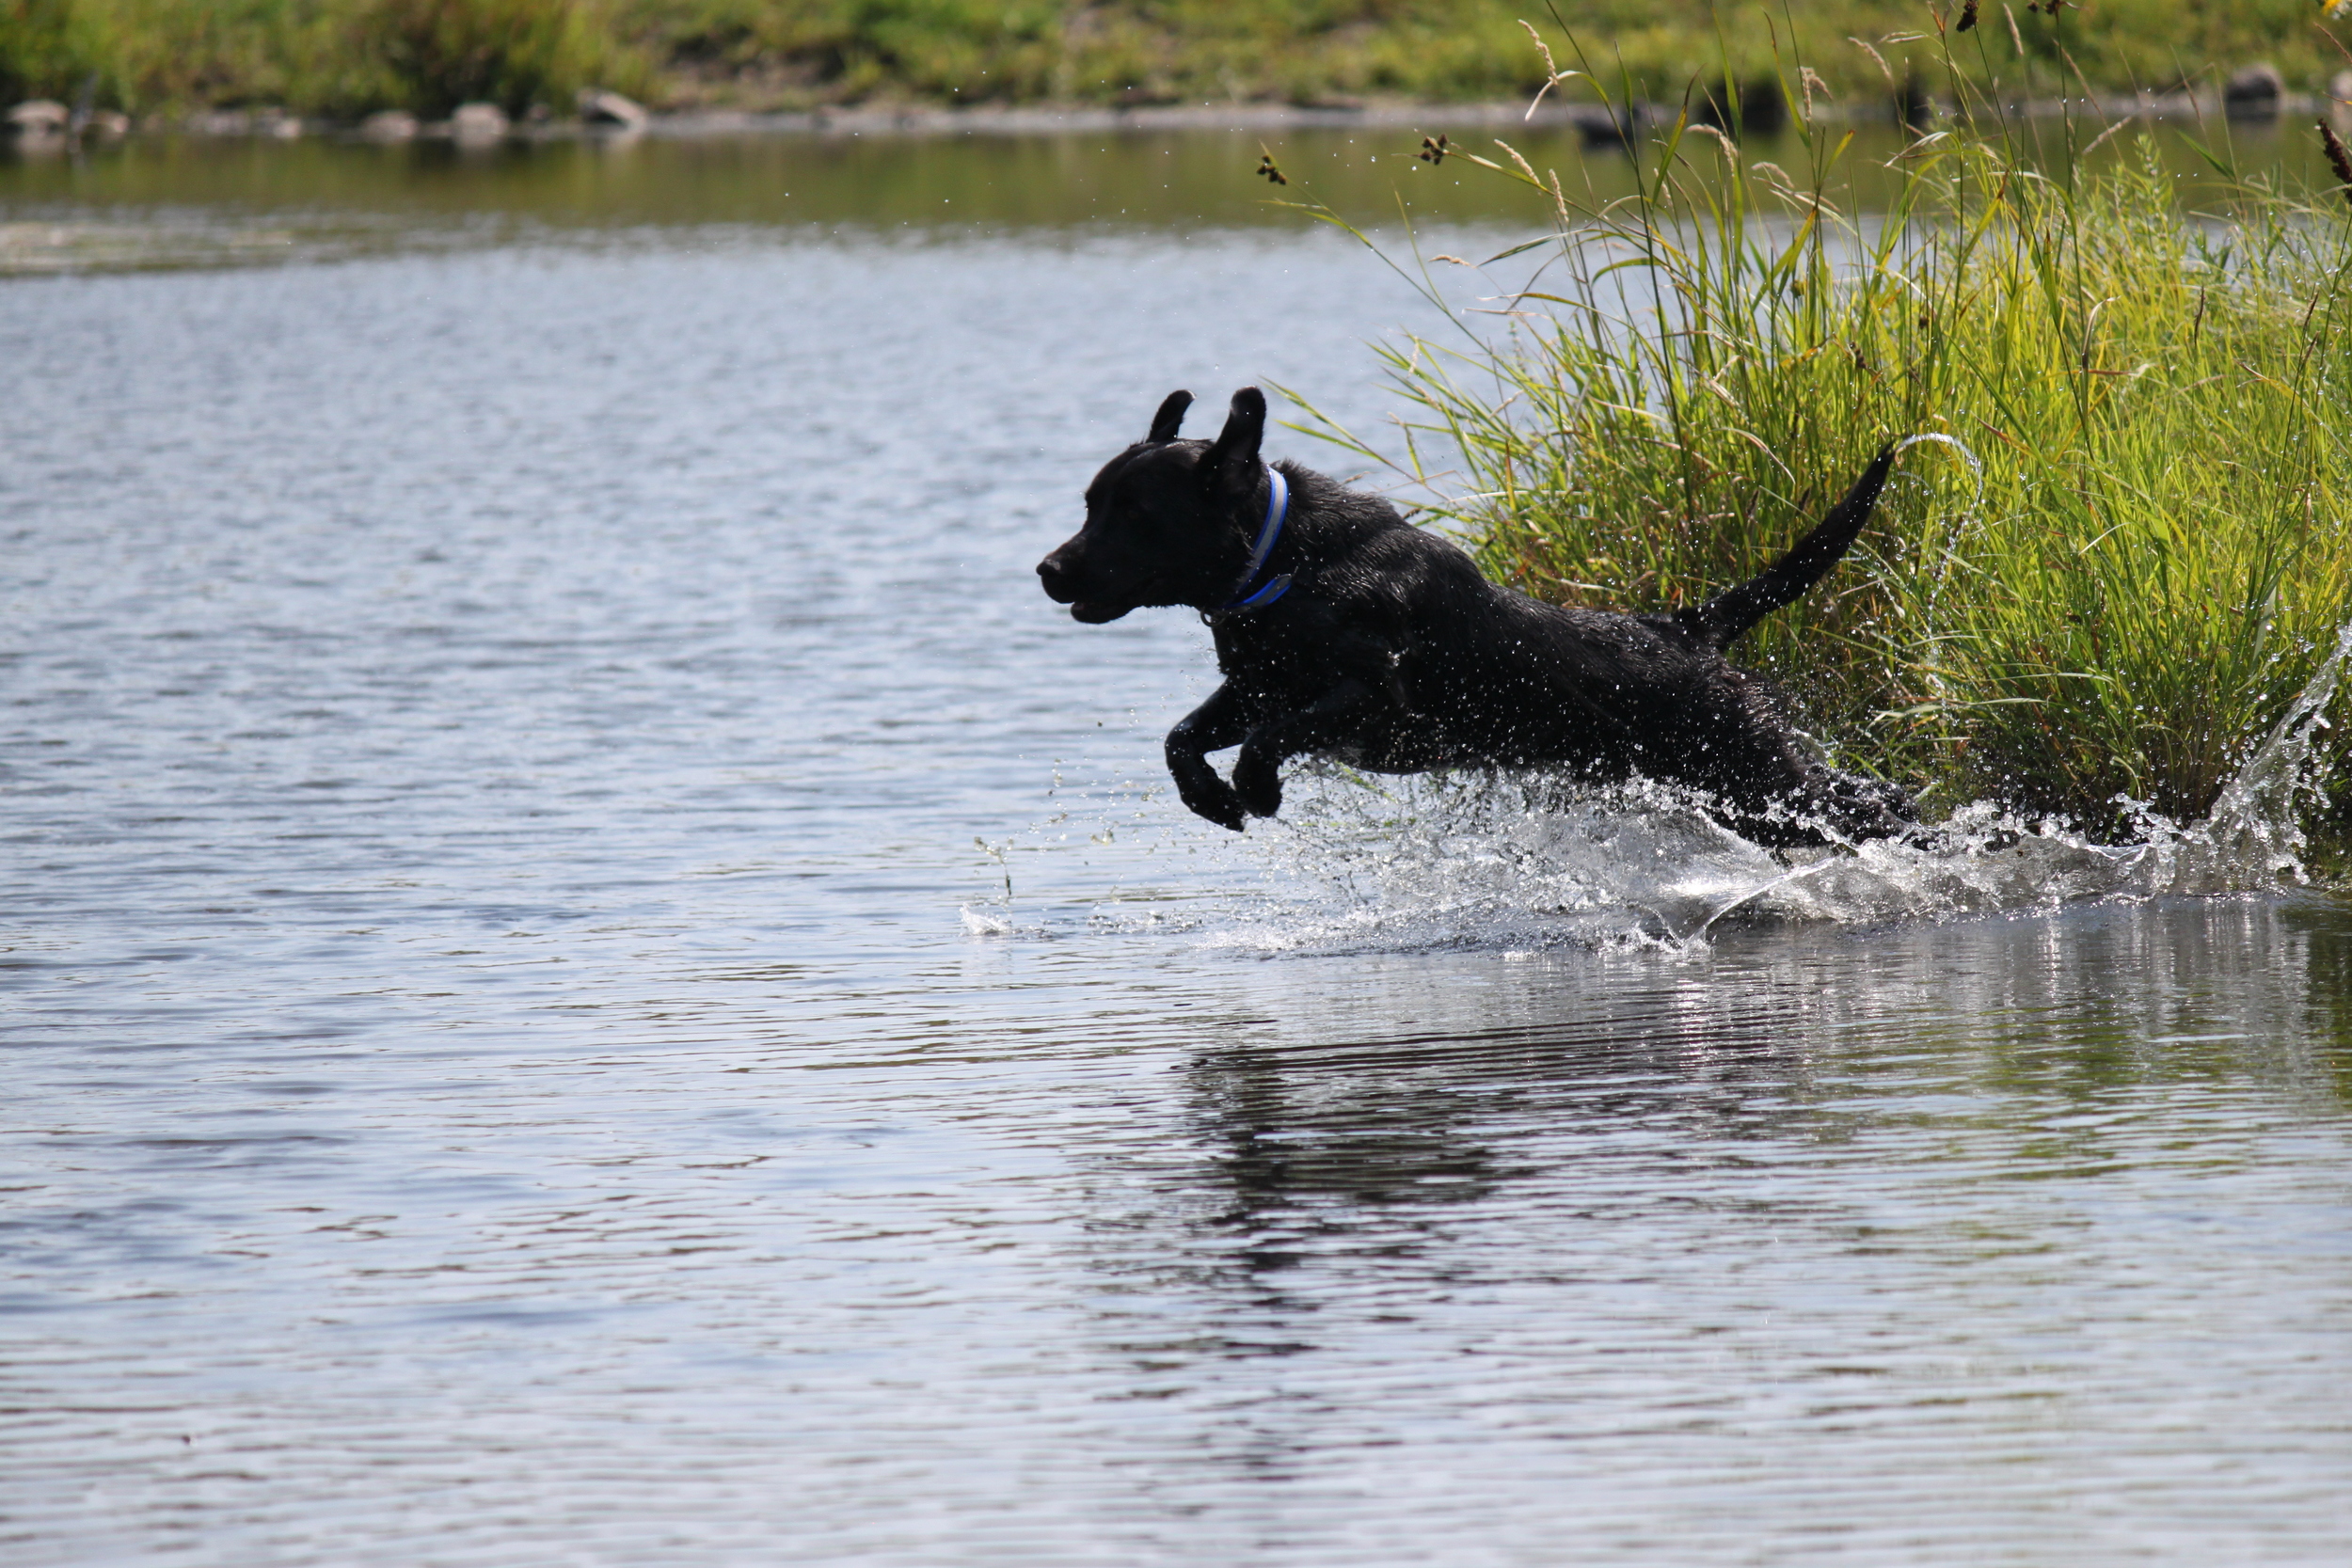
[1228,622,2352,955]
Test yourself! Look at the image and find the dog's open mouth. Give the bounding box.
[1070,600,1136,624]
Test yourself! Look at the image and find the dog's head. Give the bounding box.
[1037,387,1272,623]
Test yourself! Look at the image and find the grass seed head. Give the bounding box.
[2321,120,2352,213]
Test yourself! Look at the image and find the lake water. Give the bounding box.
[4,129,2350,1565]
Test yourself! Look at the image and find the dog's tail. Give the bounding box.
[1675,444,1899,653]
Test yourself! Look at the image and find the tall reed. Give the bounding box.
[1291,48,2352,839]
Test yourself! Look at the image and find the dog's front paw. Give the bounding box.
[1231,754,1283,818]
[1179,779,1248,832]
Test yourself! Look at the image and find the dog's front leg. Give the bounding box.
[1166,684,1254,832]
[1230,678,1380,819]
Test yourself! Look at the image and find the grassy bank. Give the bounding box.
[1289,52,2352,843]
[1,0,2346,120]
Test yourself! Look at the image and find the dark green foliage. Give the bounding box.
[363,0,608,116]
[0,0,84,103]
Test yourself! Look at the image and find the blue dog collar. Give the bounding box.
[1217,469,1292,612]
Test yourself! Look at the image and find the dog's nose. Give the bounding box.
[1037,550,1075,602]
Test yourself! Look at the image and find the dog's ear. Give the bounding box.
[1146,389,1192,443]
[1199,388,1267,499]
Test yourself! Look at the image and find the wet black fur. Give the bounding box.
[1037,387,1916,847]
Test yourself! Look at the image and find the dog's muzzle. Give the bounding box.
[1036,548,1136,623]
[1035,549,1079,602]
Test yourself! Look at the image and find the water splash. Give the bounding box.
[960,904,1016,937]
[1234,624,2352,955]
[2141,620,2352,892]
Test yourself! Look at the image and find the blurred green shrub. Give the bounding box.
[1,0,87,103]
[363,0,625,116]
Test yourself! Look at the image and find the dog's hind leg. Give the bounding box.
[1167,684,1255,832]
[1724,765,1921,848]
[1229,678,1384,819]
[1816,768,1932,845]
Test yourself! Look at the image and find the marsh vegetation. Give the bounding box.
[1,0,2344,121]
[1289,42,2352,848]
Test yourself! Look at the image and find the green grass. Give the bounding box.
[0,0,644,116]
[3,0,2347,118]
[1284,31,2352,842]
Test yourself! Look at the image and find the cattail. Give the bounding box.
[2321,120,2352,214]
[1957,0,1979,32]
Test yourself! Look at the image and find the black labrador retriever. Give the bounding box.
[1036,387,1916,847]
